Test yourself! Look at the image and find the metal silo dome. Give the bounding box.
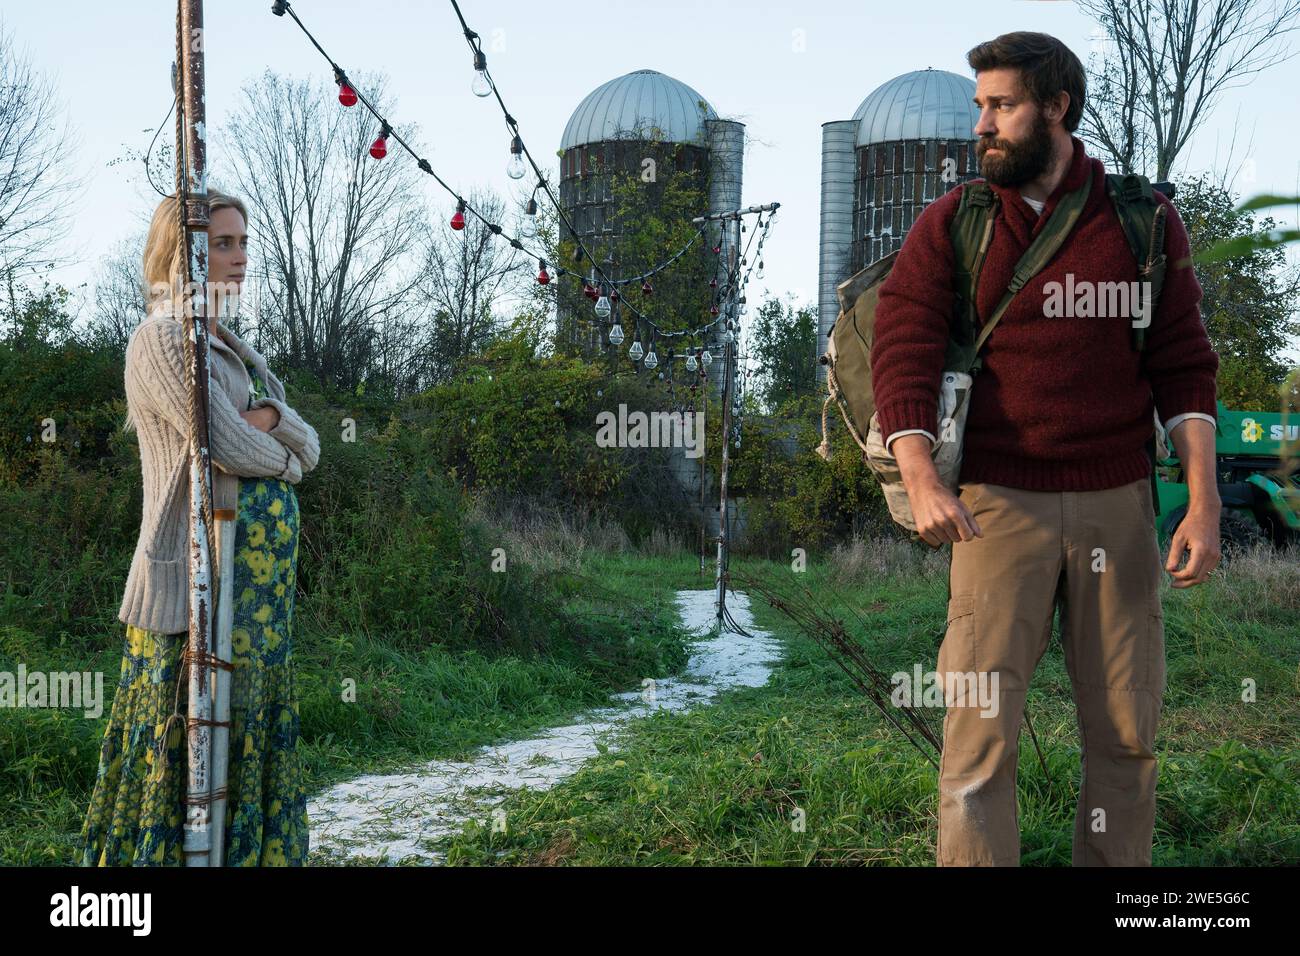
[851,69,978,146]
[560,69,719,150]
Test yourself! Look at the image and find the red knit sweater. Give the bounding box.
[870,136,1219,491]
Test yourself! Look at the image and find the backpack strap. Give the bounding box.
[950,183,998,338]
[1105,172,1168,352]
[945,173,1093,377]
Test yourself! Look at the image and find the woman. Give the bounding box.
[79,190,320,866]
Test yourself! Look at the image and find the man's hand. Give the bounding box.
[239,406,280,433]
[910,478,983,547]
[1164,505,1221,588]
[892,432,982,548]
[1164,417,1221,588]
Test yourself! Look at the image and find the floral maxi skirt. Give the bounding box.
[79,476,309,866]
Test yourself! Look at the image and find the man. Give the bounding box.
[870,31,1221,866]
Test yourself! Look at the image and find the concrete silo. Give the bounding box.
[557,69,744,393]
[818,68,981,372]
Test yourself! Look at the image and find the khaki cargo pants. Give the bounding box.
[936,477,1166,866]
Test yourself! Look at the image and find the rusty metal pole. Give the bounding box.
[176,0,216,867]
[714,215,740,628]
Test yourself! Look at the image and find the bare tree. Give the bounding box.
[221,70,426,392]
[411,188,524,387]
[82,233,146,354]
[1078,0,1300,178]
[0,25,80,306]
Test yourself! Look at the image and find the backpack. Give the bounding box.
[817,172,1174,515]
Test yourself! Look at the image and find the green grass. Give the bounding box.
[4,536,1295,867]
[440,544,1300,866]
[0,551,700,866]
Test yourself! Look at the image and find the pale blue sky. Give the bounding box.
[5,0,1298,361]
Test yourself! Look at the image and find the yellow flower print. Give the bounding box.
[269,498,283,517]
[276,519,292,542]
[232,628,251,655]
[253,604,273,624]
[264,837,287,866]
[246,522,266,547]
[264,626,281,652]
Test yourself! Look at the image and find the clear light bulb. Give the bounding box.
[472,51,492,97]
[506,135,526,180]
[701,350,713,367]
[608,324,624,346]
[629,341,644,362]
[686,354,697,373]
[594,295,611,319]
[644,350,658,369]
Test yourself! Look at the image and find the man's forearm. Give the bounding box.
[893,432,942,493]
[1169,418,1219,514]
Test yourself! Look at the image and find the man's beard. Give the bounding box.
[976,109,1054,187]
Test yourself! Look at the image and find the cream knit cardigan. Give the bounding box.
[118,314,321,634]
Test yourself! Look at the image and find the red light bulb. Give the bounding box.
[450,209,466,230]
[369,134,388,160]
[538,267,550,285]
[338,82,358,107]
[641,281,653,296]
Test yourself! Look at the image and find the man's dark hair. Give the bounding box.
[967,31,1086,132]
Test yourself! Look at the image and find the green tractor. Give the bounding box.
[1155,401,1300,554]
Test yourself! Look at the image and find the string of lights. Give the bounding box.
[447,0,745,346]
[269,0,780,391]
[269,0,727,352]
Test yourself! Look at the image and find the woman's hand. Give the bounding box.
[239,406,280,433]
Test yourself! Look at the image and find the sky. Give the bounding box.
[4,0,1299,363]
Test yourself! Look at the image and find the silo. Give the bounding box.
[557,69,741,393]
[704,117,745,395]
[817,69,980,371]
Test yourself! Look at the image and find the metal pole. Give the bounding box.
[714,216,740,627]
[177,0,217,867]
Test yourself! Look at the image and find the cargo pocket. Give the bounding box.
[1147,609,1167,699]
[938,593,976,677]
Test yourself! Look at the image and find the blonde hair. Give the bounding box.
[125,189,250,433]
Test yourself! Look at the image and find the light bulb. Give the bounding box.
[506,135,526,180]
[338,82,357,107]
[629,341,644,362]
[472,51,492,97]
[450,202,466,231]
[369,132,388,160]
[594,295,611,319]
[757,260,765,280]
[686,354,697,373]
[537,260,550,285]
[609,324,624,346]
[701,350,713,367]
[644,350,658,369]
